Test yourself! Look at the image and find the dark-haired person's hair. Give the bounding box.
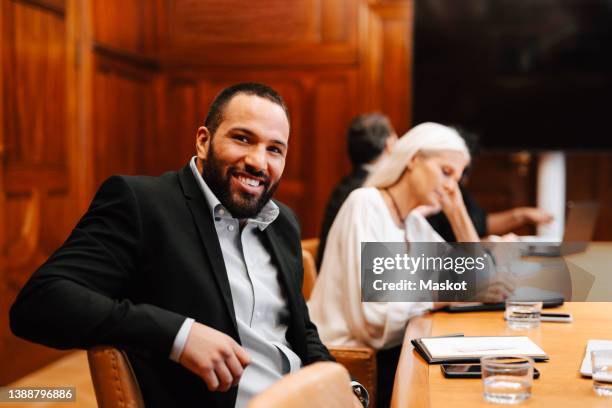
[204,82,289,136]
[451,125,480,179]
[451,125,480,158]
[347,113,394,168]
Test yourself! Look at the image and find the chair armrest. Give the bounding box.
[328,346,377,407]
[87,346,144,408]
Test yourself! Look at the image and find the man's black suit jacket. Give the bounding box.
[10,163,333,407]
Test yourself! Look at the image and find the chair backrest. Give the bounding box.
[302,250,317,300]
[87,346,144,408]
[301,238,319,261]
[248,362,354,408]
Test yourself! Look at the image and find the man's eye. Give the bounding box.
[268,146,282,155]
[233,135,249,143]
[442,167,453,176]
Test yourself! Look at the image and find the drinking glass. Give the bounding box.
[481,356,534,404]
[591,350,612,396]
[505,301,542,329]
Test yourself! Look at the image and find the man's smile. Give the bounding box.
[230,171,267,195]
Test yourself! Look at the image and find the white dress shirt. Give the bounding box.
[170,157,301,407]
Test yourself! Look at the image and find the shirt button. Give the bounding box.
[219,209,225,216]
[228,225,234,231]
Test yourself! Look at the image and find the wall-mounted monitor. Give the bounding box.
[413,0,612,151]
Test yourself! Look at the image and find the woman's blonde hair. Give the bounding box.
[364,122,470,188]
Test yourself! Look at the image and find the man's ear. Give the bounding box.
[195,126,211,160]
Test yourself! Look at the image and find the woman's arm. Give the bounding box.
[440,182,480,242]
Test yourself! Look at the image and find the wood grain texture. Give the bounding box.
[0,0,79,384]
[92,54,156,185]
[390,316,432,408]
[92,0,158,58]
[359,0,413,135]
[391,283,612,407]
[160,0,358,66]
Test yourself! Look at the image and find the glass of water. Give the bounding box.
[591,350,612,396]
[505,301,543,329]
[481,356,534,404]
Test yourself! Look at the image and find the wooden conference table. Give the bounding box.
[391,243,612,408]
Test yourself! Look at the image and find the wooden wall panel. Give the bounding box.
[151,78,198,174]
[92,0,158,57]
[160,0,358,66]
[360,0,413,135]
[4,0,67,167]
[92,56,156,185]
[0,0,75,384]
[311,75,356,233]
[154,0,412,237]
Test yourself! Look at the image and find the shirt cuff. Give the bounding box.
[169,317,195,362]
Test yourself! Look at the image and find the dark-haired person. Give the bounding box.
[10,83,367,408]
[316,113,397,269]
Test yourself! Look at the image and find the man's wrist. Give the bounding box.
[169,317,195,362]
[350,380,369,407]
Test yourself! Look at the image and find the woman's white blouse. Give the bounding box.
[307,187,444,350]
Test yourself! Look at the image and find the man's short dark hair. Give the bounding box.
[204,82,289,136]
[451,124,480,179]
[347,113,394,168]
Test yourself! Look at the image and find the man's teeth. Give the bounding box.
[238,176,260,187]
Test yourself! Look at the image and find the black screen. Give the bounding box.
[413,0,612,150]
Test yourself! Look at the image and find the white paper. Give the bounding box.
[580,339,612,377]
[421,336,547,359]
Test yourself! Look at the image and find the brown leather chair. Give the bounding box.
[301,239,378,407]
[87,243,377,407]
[87,346,144,408]
[248,361,354,408]
[302,250,317,300]
[301,237,319,261]
[88,344,376,408]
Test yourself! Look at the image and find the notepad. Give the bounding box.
[580,340,612,377]
[412,336,548,363]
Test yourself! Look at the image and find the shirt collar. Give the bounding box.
[189,156,279,230]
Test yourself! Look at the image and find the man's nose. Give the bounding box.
[244,145,267,171]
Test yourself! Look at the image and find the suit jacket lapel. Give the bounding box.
[178,165,238,334]
[263,223,304,344]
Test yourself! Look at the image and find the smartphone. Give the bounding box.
[540,312,572,322]
[503,312,573,323]
[441,364,540,379]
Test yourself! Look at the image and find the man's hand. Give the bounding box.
[179,322,251,392]
[517,207,553,225]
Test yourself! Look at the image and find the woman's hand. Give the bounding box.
[438,180,465,217]
[437,181,480,242]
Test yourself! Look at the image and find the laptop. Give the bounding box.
[520,201,600,256]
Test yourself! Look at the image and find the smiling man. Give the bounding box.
[10,83,362,407]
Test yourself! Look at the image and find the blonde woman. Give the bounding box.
[308,122,490,407]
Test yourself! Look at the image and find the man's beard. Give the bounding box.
[201,147,279,219]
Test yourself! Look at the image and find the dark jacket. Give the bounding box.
[316,167,369,269]
[10,163,332,407]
